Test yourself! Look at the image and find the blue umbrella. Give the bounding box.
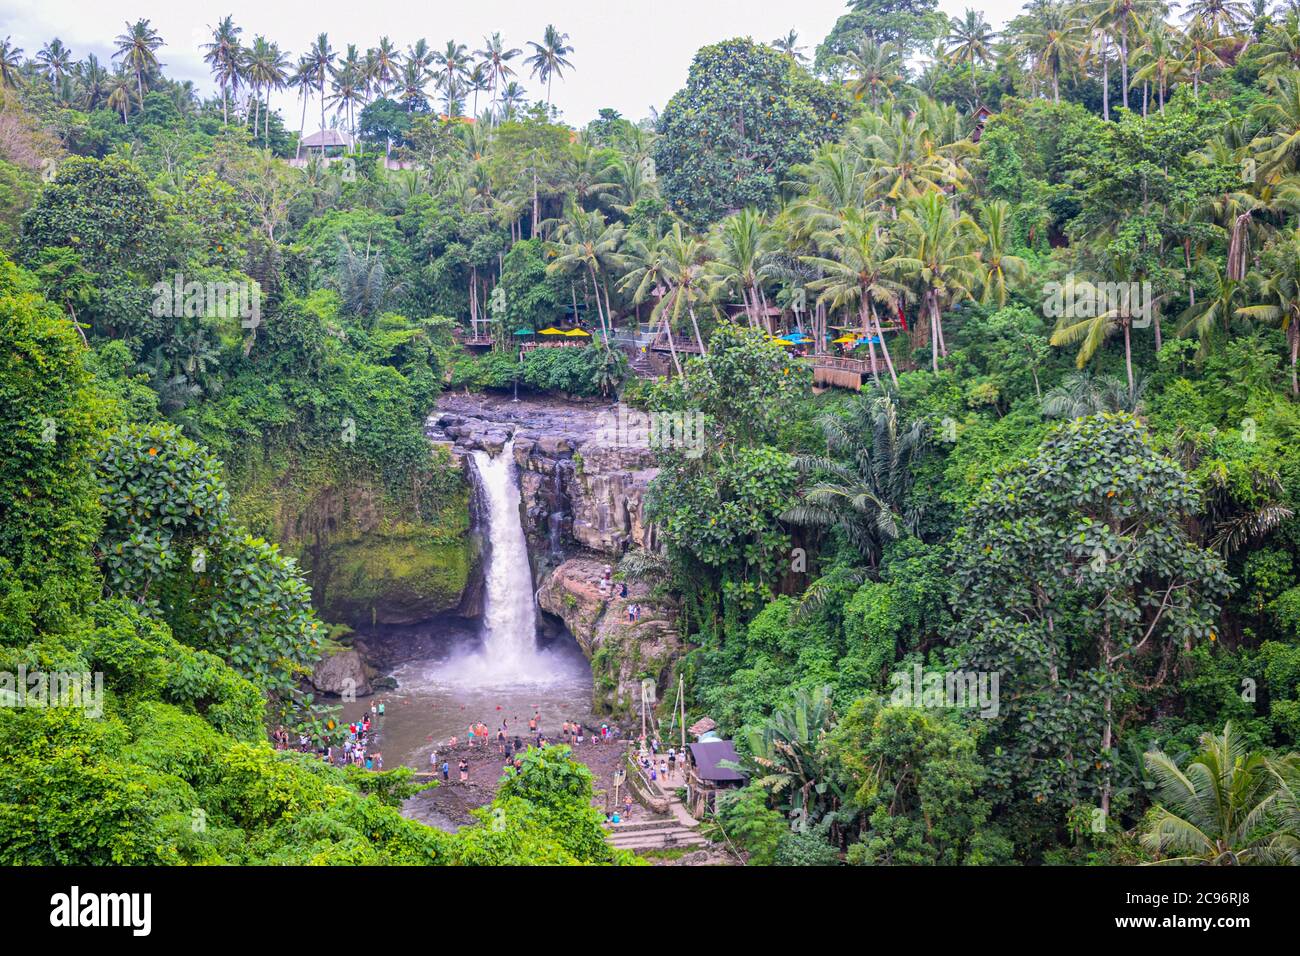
[784,331,809,343]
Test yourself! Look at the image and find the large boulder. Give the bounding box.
[310,648,372,698]
[537,555,680,714]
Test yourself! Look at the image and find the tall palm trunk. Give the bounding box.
[868,299,899,388]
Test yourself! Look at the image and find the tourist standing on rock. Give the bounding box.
[458,759,468,783]
[441,760,450,782]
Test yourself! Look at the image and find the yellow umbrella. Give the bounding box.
[538,327,566,335]
[771,338,796,346]
[831,334,857,344]
[565,328,591,337]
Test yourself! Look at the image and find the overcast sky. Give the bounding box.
[0,0,1024,126]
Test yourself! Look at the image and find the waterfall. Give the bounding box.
[437,439,560,686]
[472,442,539,677]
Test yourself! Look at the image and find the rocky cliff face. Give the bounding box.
[536,556,681,713]
[430,393,659,564]
[430,393,681,714]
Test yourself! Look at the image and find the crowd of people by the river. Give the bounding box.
[272,699,388,771]
[426,709,641,785]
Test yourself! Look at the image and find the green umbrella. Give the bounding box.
[513,328,535,336]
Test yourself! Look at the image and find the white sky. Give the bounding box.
[0,0,1025,126]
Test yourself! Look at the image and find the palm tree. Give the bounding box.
[1180,259,1244,357]
[1179,19,1229,99]
[433,40,470,116]
[0,37,23,92]
[36,39,73,90]
[837,38,903,110]
[106,68,133,123]
[802,209,905,386]
[305,34,335,140]
[1092,0,1165,112]
[1238,229,1300,395]
[973,200,1029,307]
[246,37,290,144]
[1141,723,1292,865]
[328,47,364,146]
[1015,0,1086,103]
[113,19,164,108]
[708,208,773,331]
[546,204,625,344]
[783,394,928,568]
[895,191,980,372]
[477,33,521,121]
[1049,267,1150,401]
[290,58,317,160]
[76,54,109,111]
[1131,21,1183,112]
[202,16,242,126]
[771,29,808,64]
[526,24,575,109]
[855,105,966,205]
[498,81,527,118]
[1182,0,1252,38]
[1042,369,1145,417]
[398,57,430,113]
[1256,10,1300,79]
[945,9,997,106]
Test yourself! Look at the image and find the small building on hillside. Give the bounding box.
[970,105,993,143]
[684,739,746,818]
[299,129,356,156]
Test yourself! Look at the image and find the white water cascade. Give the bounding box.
[436,440,573,686]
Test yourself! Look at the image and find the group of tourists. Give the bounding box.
[272,699,388,772]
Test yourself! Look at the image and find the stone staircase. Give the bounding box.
[606,815,709,852]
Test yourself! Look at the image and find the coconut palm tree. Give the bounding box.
[398,57,431,113]
[113,19,163,108]
[76,54,109,111]
[290,58,317,159]
[1141,723,1292,865]
[526,24,574,109]
[783,395,928,567]
[1015,0,1086,103]
[1178,19,1229,99]
[546,203,626,344]
[945,9,997,106]
[1091,0,1165,112]
[305,34,335,140]
[477,33,521,121]
[708,209,774,331]
[973,200,1029,307]
[1238,228,1300,395]
[1182,0,1252,38]
[498,81,528,119]
[1256,10,1300,80]
[836,38,903,110]
[433,40,471,117]
[106,68,133,123]
[771,29,808,64]
[855,106,966,205]
[36,39,73,90]
[202,16,242,126]
[1049,270,1150,402]
[802,209,905,386]
[0,37,23,92]
[1179,260,1244,355]
[895,191,980,372]
[1131,21,1183,112]
[246,37,290,144]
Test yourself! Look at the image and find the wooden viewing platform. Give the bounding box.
[811,355,875,391]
